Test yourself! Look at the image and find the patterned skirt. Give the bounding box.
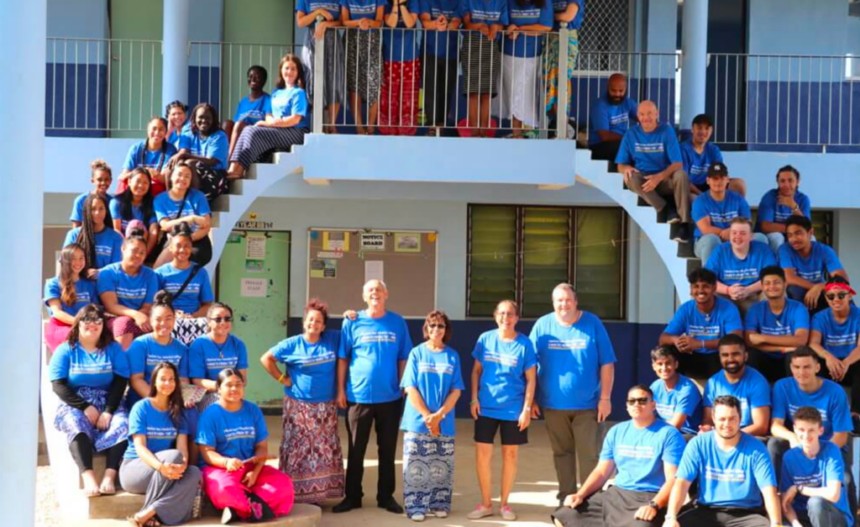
[402,432,455,516]
[345,29,381,103]
[278,397,344,503]
[54,386,129,452]
[543,29,579,113]
[302,25,346,107]
[172,317,209,346]
[460,32,501,95]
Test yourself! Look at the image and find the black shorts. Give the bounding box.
[474,415,528,445]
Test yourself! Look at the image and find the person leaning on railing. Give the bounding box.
[341,0,385,135]
[378,0,420,136]
[543,0,581,129]
[460,0,508,137]
[296,0,345,134]
[418,0,461,136]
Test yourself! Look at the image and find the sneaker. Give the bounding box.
[500,505,517,521]
[466,504,494,519]
[671,223,690,243]
[410,513,426,522]
[656,206,669,223]
[666,208,682,224]
[220,506,234,525]
[430,510,448,518]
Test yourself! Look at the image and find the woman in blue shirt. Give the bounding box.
[223,66,272,158]
[543,0,582,126]
[399,310,464,521]
[121,362,202,527]
[342,0,385,135]
[189,303,248,411]
[44,244,99,351]
[63,193,123,278]
[152,163,212,268]
[49,304,129,497]
[165,101,190,149]
[460,0,508,137]
[378,0,421,136]
[110,168,159,256]
[260,298,344,504]
[117,117,177,197]
[171,103,229,202]
[70,159,113,228]
[296,0,345,134]
[226,54,309,180]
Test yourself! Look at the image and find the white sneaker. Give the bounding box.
[466,504,494,519]
[410,513,426,522]
[430,509,448,518]
[500,505,517,521]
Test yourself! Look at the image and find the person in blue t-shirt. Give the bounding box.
[810,277,860,412]
[701,334,771,437]
[779,407,854,527]
[44,244,99,351]
[152,163,213,268]
[552,385,686,527]
[189,303,249,395]
[260,299,345,505]
[780,215,847,311]
[419,0,461,135]
[378,0,422,136]
[680,113,745,197]
[165,100,190,149]
[692,162,767,264]
[223,66,271,159]
[616,101,692,242]
[543,0,582,131]
[64,193,123,277]
[197,369,295,522]
[757,165,812,254]
[399,310,464,521]
[468,299,537,521]
[117,117,177,197]
[767,347,851,482]
[342,0,385,135]
[48,304,130,498]
[660,268,744,379]
[745,266,811,383]
[663,395,782,527]
[297,0,344,134]
[110,168,160,258]
[121,362,202,527]
[171,102,229,202]
[70,159,113,227]
[334,279,413,514]
[227,54,309,180]
[649,346,702,435]
[588,73,638,159]
[529,283,616,503]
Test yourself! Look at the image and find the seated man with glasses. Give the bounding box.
[551,385,685,527]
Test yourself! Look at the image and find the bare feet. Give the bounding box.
[355,126,367,135]
[82,470,100,497]
[226,162,245,180]
[99,469,118,495]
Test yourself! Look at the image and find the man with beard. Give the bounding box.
[779,215,847,312]
[588,73,638,161]
[551,385,685,527]
[649,346,702,435]
[663,395,782,527]
[744,266,810,383]
[701,334,770,437]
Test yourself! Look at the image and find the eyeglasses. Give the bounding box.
[826,292,848,301]
[626,397,650,406]
[427,324,446,329]
[210,316,233,323]
[81,318,104,326]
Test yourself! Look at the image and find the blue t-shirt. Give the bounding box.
[812,305,860,360]
[780,441,854,527]
[501,0,553,57]
[49,341,130,390]
[167,122,191,149]
[96,262,159,310]
[400,343,465,436]
[270,331,340,403]
[528,312,616,410]
[383,0,421,62]
[109,198,157,232]
[44,277,99,317]
[778,241,843,285]
[676,432,777,508]
[664,297,743,354]
[600,420,686,493]
[338,310,413,404]
[756,189,812,227]
[128,334,190,406]
[551,0,583,30]
[122,140,178,172]
[270,87,309,129]
[125,398,188,460]
[703,367,771,428]
[615,123,682,175]
[188,334,249,381]
[459,0,509,28]
[154,263,214,314]
[744,299,810,358]
[197,401,268,460]
[680,140,724,186]
[772,377,851,442]
[705,241,777,287]
[233,93,271,125]
[588,95,637,145]
[650,375,703,435]
[298,0,341,17]
[341,0,383,20]
[153,189,211,233]
[178,130,229,170]
[63,227,124,270]
[691,190,752,240]
[420,0,460,57]
[472,330,537,421]
[70,192,113,223]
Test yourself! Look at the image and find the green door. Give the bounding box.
[217,230,291,408]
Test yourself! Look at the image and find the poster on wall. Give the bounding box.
[323,231,349,251]
[360,232,385,251]
[365,260,384,282]
[394,232,421,252]
[240,278,267,297]
[310,259,338,278]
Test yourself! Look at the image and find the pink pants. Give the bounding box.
[202,462,294,520]
[44,318,71,352]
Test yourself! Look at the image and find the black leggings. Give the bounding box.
[69,433,127,473]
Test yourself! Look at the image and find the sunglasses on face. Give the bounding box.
[626,397,650,406]
[81,318,104,326]
[826,292,848,301]
[210,316,233,323]
[427,323,446,329]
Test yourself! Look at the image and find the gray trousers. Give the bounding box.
[627,169,691,222]
[798,496,848,527]
[545,409,599,500]
[119,449,202,525]
[552,486,662,527]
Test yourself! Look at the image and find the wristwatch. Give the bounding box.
[648,499,660,510]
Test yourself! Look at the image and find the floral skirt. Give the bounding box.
[543,29,579,113]
[402,431,455,516]
[54,385,129,451]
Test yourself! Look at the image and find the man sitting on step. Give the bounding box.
[588,73,638,162]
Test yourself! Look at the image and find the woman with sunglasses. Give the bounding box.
[399,310,464,521]
[49,304,130,497]
[468,299,537,521]
[122,361,201,527]
[809,276,860,412]
[188,303,248,411]
[197,369,294,523]
[260,298,344,504]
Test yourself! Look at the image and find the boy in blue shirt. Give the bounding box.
[553,385,685,527]
[780,215,847,312]
[588,73,638,161]
[649,346,702,435]
[680,113,745,196]
[756,165,812,253]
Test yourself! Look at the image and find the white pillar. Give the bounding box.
[0,0,45,524]
[680,0,709,128]
[162,0,191,108]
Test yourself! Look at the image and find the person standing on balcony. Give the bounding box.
[543,0,582,135]
[757,165,812,254]
[616,100,691,243]
[70,159,113,228]
[680,113,746,198]
[223,66,271,158]
[117,117,177,197]
[587,73,637,161]
[500,0,553,138]
[778,215,846,312]
[378,0,421,136]
[341,0,385,135]
[297,0,345,135]
[419,0,461,136]
[226,54,310,180]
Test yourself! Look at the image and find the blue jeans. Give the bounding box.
[799,496,847,527]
